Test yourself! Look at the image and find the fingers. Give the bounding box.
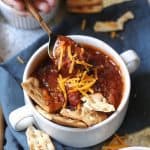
[34,0,56,13]
[3,0,25,11]
[46,0,56,7]
[4,0,56,13]
[34,0,51,13]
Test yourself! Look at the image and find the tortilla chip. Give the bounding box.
[124,127,150,147]
[26,126,55,150]
[36,105,87,128]
[60,106,107,127]
[21,77,52,112]
[67,0,103,13]
[67,0,103,7]
[68,5,103,14]
[94,11,134,32]
[103,0,133,8]
[81,93,115,112]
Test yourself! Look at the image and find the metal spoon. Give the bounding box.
[24,0,57,58]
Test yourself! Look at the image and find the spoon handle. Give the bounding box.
[24,0,52,36]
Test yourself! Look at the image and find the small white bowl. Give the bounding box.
[9,35,140,148]
[0,0,58,29]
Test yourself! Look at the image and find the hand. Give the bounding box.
[3,0,56,13]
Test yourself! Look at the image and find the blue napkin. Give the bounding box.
[0,0,150,149]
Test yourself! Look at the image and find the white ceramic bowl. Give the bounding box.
[0,0,58,29]
[9,35,140,148]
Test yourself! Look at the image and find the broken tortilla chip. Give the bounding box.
[60,106,107,127]
[36,105,87,128]
[21,77,51,112]
[22,77,64,113]
[103,0,133,8]
[81,93,115,112]
[124,127,150,147]
[67,0,103,14]
[94,11,134,32]
[26,126,55,150]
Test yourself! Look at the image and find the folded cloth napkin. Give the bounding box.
[0,0,150,149]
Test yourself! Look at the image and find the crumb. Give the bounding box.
[110,31,119,39]
[17,56,25,64]
[81,19,87,31]
[120,36,124,40]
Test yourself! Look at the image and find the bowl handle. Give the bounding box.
[120,50,140,74]
[9,105,35,131]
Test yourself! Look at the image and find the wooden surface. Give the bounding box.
[0,107,4,150]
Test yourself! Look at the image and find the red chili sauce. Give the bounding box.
[32,43,123,112]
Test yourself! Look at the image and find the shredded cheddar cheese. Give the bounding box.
[58,71,97,99]
[77,103,81,110]
[58,46,64,70]
[101,134,128,150]
[57,43,92,73]
[56,41,98,106]
[88,88,94,94]
[57,41,65,70]
[78,89,89,97]
[57,74,68,108]
[69,61,75,74]
[79,78,96,89]
[94,68,98,80]
[81,71,87,80]
[75,60,93,69]
[67,45,73,60]
[67,45,77,74]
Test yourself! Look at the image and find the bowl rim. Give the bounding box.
[23,35,131,132]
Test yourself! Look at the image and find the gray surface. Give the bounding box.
[0,16,45,61]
